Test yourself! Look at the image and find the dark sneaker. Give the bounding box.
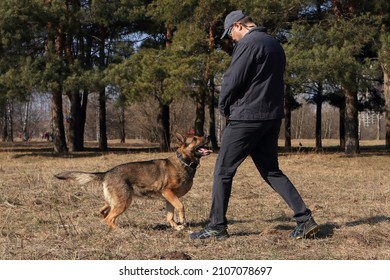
[189,226,229,240]
[289,217,319,239]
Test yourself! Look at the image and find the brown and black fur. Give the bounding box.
[54,133,211,230]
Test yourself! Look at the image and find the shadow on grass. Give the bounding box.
[230,223,337,239]
[265,216,292,223]
[184,215,341,239]
[121,221,211,231]
[121,220,345,240]
[269,222,338,239]
[345,215,390,227]
[301,216,390,239]
[268,216,339,239]
[315,222,339,238]
[181,216,389,239]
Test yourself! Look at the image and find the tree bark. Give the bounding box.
[166,25,174,48]
[67,91,86,151]
[331,0,344,20]
[157,102,170,152]
[208,76,218,150]
[207,19,219,150]
[51,87,68,153]
[339,101,345,150]
[1,101,6,141]
[5,100,13,142]
[47,21,68,153]
[63,3,86,152]
[119,104,126,144]
[98,29,108,151]
[383,66,390,149]
[315,83,323,150]
[80,90,88,145]
[195,91,205,136]
[295,106,305,139]
[98,87,108,151]
[22,101,30,141]
[344,89,360,155]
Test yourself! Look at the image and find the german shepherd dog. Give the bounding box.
[54,133,212,231]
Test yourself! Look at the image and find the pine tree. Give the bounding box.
[0,0,44,143]
[328,1,381,155]
[286,1,381,154]
[169,0,230,149]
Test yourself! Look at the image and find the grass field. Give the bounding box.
[0,139,389,260]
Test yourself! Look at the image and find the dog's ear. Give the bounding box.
[175,132,186,144]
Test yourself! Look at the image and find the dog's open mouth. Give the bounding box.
[194,139,213,157]
[196,146,213,156]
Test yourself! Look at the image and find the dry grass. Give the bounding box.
[0,139,389,260]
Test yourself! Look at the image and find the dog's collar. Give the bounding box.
[176,151,198,169]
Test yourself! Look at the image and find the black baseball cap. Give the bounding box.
[221,10,247,39]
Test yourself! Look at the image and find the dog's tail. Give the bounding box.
[54,171,105,185]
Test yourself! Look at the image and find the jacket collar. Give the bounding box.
[248,26,267,34]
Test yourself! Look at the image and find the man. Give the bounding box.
[190,10,319,240]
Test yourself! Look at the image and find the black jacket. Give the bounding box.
[219,27,286,121]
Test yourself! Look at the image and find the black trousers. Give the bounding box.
[209,119,311,228]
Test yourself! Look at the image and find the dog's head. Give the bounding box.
[175,133,212,163]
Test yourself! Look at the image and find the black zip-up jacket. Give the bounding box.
[219,27,286,121]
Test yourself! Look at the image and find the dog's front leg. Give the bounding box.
[165,202,182,230]
[162,191,186,231]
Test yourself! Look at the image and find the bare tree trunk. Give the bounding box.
[195,91,205,136]
[157,102,170,152]
[46,20,68,153]
[208,77,218,149]
[119,104,125,143]
[295,105,305,139]
[207,19,218,150]
[98,88,108,151]
[98,29,108,151]
[51,87,68,153]
[5,99,13,142]
[376,113,380,141]
[22,101,31,141]
[344,89,360,155]
[315,83,323,150]
[325,117,332,139]
[166,25,174,48]
[383,66,390,149]
[80,90,88,145]
[331,0,344,19]
[67,91,86,151]
[64,4,86,152]
[339,103,345,150]
[1,101,6,141]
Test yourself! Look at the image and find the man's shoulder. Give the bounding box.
[244,28,283,51]
[251,26,268,33]
[247,27,276,41]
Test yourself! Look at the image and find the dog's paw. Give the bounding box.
[175,225,186,231]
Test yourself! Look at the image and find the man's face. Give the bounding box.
[228,22,244,43]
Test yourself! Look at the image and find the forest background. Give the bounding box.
[1,0,390,155]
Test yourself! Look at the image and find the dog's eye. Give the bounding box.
[192,137,197,142]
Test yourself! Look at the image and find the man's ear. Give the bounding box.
[175,132,186,144]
